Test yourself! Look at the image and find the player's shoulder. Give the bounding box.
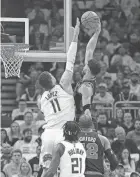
[55,142,65,157]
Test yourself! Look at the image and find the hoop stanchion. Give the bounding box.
[0,43,29,78]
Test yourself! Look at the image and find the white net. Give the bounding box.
[0,43,29,78]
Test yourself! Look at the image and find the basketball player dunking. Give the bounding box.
[75,20,101,118]
[37,18,80,175]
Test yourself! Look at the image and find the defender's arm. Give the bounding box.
[42,143,65,177]
[85,21,101,66]
[101,136,118,171]
[60,18,80,95]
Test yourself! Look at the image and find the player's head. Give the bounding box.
[79,114,96,131]
[38,71,56,91]
[63,121,81,142]
[84,59,101,76]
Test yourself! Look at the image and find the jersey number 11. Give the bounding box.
[50,98,61,113]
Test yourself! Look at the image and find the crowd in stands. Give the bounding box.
[1,0,140,177]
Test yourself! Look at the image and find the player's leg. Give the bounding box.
[40,129,55,168]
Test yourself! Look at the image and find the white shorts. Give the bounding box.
[40,128,64,168]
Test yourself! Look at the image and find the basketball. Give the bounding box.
[81,11,100,31]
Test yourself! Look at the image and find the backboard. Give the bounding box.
[0,0,72,62]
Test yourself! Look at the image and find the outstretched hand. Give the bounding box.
[72,18,80,42]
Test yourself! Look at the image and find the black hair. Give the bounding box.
[63,121,81,142]
[1,128,10,144]
[119,148,131,166]
[23,128,32,135]
[38,71,54,90]
[88,59,101,76]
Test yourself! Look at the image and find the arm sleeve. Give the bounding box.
[85,29,100,65]
[60,42,77,94]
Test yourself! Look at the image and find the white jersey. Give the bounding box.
[40,85,75,129]
[60,141,86,177]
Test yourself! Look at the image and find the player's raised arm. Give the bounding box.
[85,21,101,66]
[60,18,80,95]
[41,143,65,177]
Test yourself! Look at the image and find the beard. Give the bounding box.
[131,79,138,84]
[24,137,32,143]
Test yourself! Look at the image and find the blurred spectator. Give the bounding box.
[129,33,140,56]
[97,112,115,138]
[1,129,10,146]
[130,172,140,177]
[26,0,50,22]
[130,71,140,99]
[51,18,64,42]
[1,143,12,171]
[14,128,38,161]
[3,149,22,177]
[111,46,135,71]
[119,148,136,174]
[133,52,140,72]
[106,32,121,55]
[29,19,49,50]
[115,108,124,126]
[8,122,22,146]
[20,112,40,136]
[72,3,81,26]
[111,127,139,157]
[127,119,140,150]
[29,145,43,177]
[93,83,114,103]
[18,161,32,177]
[12,99,32,121]
[120,0,140,18]
[16,73,31,102]
[103,73,113,91]
[115,163,125,177]
[115,83,137,102]
[21,84,40,101]
[111,72,124,98]
[122,112,135,135]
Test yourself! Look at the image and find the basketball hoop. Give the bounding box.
[0,43,29,78]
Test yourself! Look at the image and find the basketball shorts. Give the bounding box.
[40,128,64,168]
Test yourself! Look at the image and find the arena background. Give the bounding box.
[1,0,140,176]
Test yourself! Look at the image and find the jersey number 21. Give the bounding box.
[71,158,82,174]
